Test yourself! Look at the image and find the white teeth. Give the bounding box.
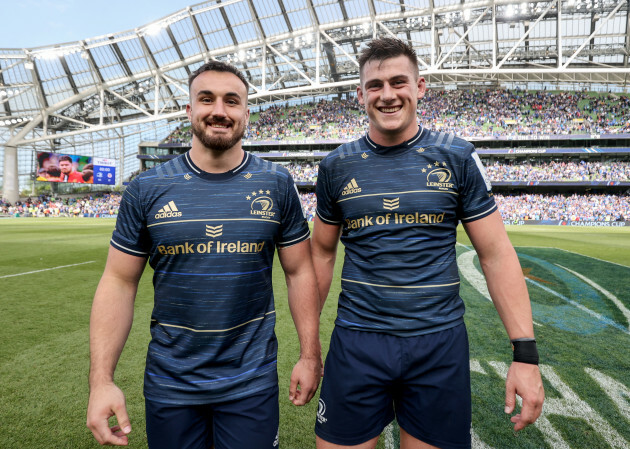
[381,107,400,112]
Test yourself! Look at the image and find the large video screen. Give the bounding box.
[36,152,116,185]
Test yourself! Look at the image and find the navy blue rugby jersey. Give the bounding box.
[316,127,496,336]
[111,151,309,405]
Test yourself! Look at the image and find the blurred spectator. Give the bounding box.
[160,90,630,145]
[495,193,630,222]
[295,191,630,223]
[163,124,191,144]
[1,190,627,223]
[286,163,319,182]
[283,160,629,184]
[485,160,630,182]
[0,193,122,217]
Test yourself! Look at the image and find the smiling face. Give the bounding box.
[186,70,250,153]
[357,55,425,146]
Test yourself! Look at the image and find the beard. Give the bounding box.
[191,119,245,152]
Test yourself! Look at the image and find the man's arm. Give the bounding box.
[86,246,147,446]
[310,216,342,312]
[463,210,544,431]
[278,239,322,406]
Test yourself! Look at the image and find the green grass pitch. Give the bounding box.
[0,219,628,448]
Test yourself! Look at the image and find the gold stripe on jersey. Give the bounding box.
[151,310,276,333]
[147,217,281,228]
[342,278,460,289]
[337,189,458,203]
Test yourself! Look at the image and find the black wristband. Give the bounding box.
[511,338,539,365]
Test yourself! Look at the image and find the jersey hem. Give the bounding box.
[333,317,464,337]
[143,379,279,406]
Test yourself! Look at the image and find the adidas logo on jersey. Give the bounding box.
[341,178,362,196]
[155,200,183,219]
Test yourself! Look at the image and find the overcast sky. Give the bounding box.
[1,0,195,49]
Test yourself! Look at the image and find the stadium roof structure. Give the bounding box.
[2,0,630,202]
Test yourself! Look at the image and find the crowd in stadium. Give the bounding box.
[495,193,628,222]
[0,193,121,217]
[417,89,630,137]
[286,163,320,182]
[4,90,630,221]
[284,160,630,183]
[294,192,628,223]
[1,190,627,223]
[163,89,630,144]
[485,160,630,182]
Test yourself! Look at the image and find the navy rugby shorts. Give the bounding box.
[145,385,279,449]
[315,324,471,448]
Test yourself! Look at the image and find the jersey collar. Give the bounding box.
[364,126,424,156]
[183,150,250,181]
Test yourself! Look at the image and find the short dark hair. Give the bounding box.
[59,155,73,163]
[188,60,249,94]
[358,37,419,78]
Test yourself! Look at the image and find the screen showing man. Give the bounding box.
[58,155,84,183]
[36,152,107,184]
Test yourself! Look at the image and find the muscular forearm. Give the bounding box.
[286,269,321,360]
[464,211,535,340]
[479,245,535,340]
[310,218,341,312]
[89,275,137,387]
[312,250,336,313]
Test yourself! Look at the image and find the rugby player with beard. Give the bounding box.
[87,61,321,448]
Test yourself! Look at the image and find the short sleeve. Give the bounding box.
[315,158,342,225]
[458,149,497,223]
[277,173,310,248]
[110,178,151,256]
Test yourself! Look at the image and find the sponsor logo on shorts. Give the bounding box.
[317,398,328,424]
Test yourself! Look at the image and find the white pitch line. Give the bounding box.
[555,264,630,332]
[526,278,630,335]
[0,261,96,279]
[457,247,543,327]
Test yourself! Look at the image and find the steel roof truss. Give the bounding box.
[563,0,626,69]
[436,7,490,68]
[105,88,152,117]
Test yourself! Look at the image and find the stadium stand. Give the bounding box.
[151,89,630,150]
[2,87,629,223]
[129,90,630,227]
[9,89,629,223]
[0,193,120,218]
